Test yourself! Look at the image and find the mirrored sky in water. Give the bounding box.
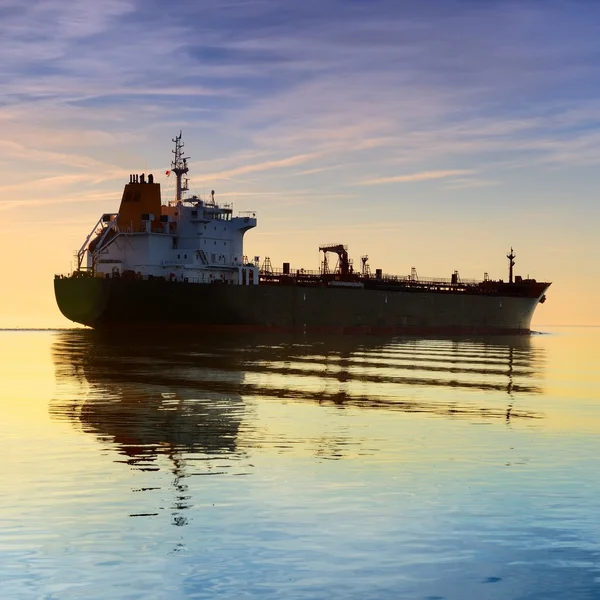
[1,328,599,599]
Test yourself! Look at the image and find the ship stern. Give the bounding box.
[54,274,110,327]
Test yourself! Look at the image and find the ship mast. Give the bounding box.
[171,131,189,202]
[507,247,515,284]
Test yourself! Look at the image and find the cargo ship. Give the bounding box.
[54,133,550,333]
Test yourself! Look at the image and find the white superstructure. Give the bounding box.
[77,133,258,285]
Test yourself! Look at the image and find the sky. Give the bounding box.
[1,0,599,327]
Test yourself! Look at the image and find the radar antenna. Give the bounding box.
[507,247,516,284]
[361,255,371,276]
[171,131,189,202]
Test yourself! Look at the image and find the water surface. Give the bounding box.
[1,328,599,599]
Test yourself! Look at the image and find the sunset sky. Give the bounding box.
[1,0,599,327]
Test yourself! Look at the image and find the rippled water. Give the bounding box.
[1,328,599,599]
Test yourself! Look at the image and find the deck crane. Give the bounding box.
[319,244,352,276]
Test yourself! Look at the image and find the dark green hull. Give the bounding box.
[54,276,549,334]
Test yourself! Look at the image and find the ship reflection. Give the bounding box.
[50,331,547,446]
[50,331,546,525]
[51,331,247,461]
[51,330,255,528]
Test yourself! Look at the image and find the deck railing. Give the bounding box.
[56,268,490,287]
[259,267,484,286]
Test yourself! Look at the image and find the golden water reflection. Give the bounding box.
[5,329,600,599]
[50,331,547,460]
[49,331,550,527]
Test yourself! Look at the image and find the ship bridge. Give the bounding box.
[77,133,259,286]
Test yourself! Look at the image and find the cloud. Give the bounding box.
[197,153,320,181]
[441,178,500,191]
[358,170,474,186]
[0,190,115,212]
[296,164,352,176]
[2,0,600,218]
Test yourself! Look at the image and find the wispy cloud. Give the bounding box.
[357,170,474,186]
[197,153,319,181]
[296,164,352,176]
[4,0,600,181]
[0,190,116,212]
[0,5,598,205]
[441,178,500,191]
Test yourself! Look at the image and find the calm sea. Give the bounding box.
[1,327,599,599]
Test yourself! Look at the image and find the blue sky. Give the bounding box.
[1,0,599,325]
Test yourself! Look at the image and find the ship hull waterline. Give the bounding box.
[54,277,549,335]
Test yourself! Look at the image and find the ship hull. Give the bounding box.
[54,277,549,334]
